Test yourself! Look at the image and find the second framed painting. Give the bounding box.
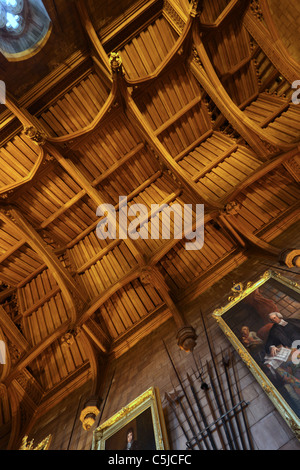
[92,387,169,450]
[213,270,300,439]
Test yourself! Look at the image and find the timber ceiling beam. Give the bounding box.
[39,142,145,231]
[125,100,222,209]
[74,211,216,324]
[259,0,300,77]
[46,143,147,267]
[220,147,300,206]
[3,320,70,386]
[243,6,300,83]
[45,82,118,144]
[140,266,197,352]
[77,0,197,88]
[4,69,116,147]
[81,319,111,354]
[6,203,294,375]
[0,142,145,250]
[3,88,147,268]
[124,0,197,86]
[110,304,173,359]
[0,145,46,200]
[12,369,44,412]
[219,204,300,269]
[109,55,223,210]
[0,51,93,138]
[79,267,142,325]
[198,0,246,31]
[57,168,162,252]
[0,209,86,325]
[190,26,299,159]
[0,305,29,355]
[75,0,111,74]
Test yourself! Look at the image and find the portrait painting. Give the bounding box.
[92,387,169,450]
[213,270,300,438]
[105,407,155,450]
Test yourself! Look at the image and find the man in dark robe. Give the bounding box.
[265,312,300,356]
[124,428,139,450]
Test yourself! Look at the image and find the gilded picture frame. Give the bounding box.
[92,387,169,450]
[213,270,300,440]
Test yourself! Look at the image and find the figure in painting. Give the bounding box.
[264,312,300,357]
[229,284,300,418]
[124,427,139,450]
[241,326,263,348]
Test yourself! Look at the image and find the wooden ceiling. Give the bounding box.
[0,0,299,448]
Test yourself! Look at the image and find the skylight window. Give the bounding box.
[0,0,51,61]
[0,0,24,34]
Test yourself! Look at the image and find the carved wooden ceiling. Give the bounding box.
[0,0,299,449]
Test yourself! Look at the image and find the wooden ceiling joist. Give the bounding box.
[0,209,86,324]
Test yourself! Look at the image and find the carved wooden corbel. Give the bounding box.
[22,126,47,146]
[279,249,300,269]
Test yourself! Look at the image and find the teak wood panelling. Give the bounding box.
[0,244,44,287]
[96,279,164,339]
[202,17,258,106]
[73,128,145,184]
[158,219,237,291]
[267,105,300,144]
[134,64,212,157]
[119,15,179,80]
[178,132,261,202]
[200,0,231,24]
[39,73,110,137]
[234,167,300,233]
[0,222,23,258]
[0,133,40,189]
[28,336,89,391]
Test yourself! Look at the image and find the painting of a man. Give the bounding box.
[222,278,300,418]
[124,427,139,450]
[264,312,300,357]
[104,407,156,450]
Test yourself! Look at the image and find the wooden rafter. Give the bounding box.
[190,25,299,157]
[46,143,147,267]
[243,7,300,83]
[0,209,86,324]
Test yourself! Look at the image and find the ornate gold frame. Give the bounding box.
[92,387,169,450]
[213,270,300,440]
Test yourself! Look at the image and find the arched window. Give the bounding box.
[0,0,51,61]
[0,0,25,35]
